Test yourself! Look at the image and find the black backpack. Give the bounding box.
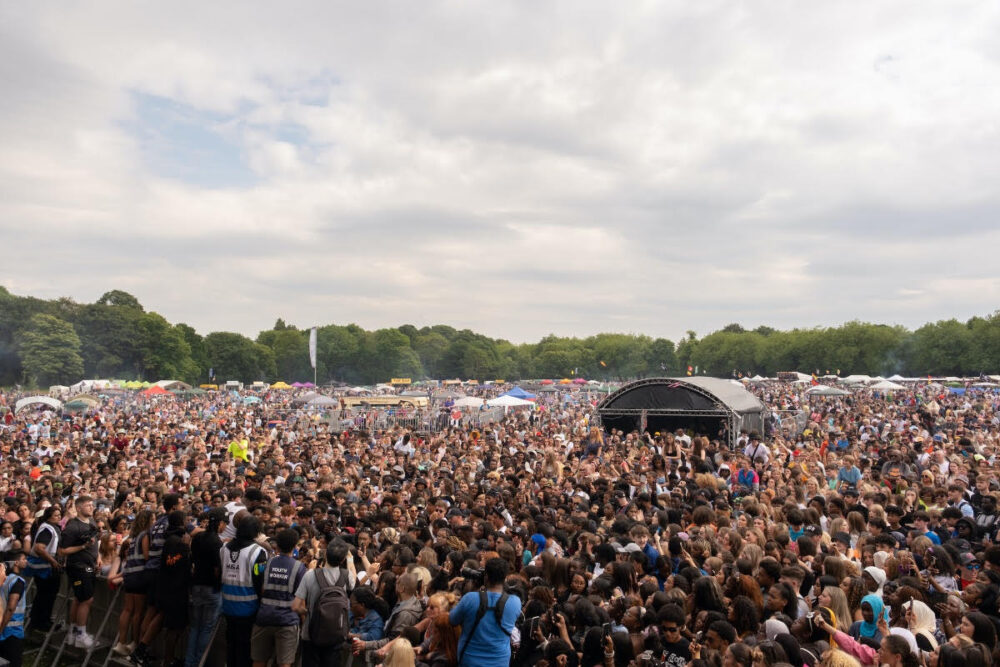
[458,591,511,664]
[308,569,351,648]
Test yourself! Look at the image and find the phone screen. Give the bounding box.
[602,622,612,638]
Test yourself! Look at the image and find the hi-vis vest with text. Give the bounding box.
[0,574,26,639]
[255,554,304,626]
[221,543,265,617]
[26,523,59,578]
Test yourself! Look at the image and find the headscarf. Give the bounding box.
[858,594,885,638]
[863,566,886,597]
[765,618,790,640]
[889,627,918,654]
[903,600,939,652]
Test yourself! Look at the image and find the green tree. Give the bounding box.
[907,320,973,376]
[95,290,144,311]
[204,332,275,382]
[135,312,196,380]
[176,323,208,382]
[646,338,678,375]
[18,314,84,386]
[258,328,310,381]
[413,332,450,378]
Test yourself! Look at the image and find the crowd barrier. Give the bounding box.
[24,576,226,667]
[23,576,375,667]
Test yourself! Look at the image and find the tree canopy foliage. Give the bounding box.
[1,287,999,386]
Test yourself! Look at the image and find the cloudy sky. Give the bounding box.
[3,2,1000,343]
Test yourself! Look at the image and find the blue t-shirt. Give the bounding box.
[838,466,862,488]
[449,590,521,667]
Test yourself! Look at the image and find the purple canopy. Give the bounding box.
[292,382,305,387]
[302,382,316,387]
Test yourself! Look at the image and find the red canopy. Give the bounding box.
[142,386,170,396]
[540,379,554,385]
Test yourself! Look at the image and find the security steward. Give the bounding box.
[251,529,305,667]
[220,516,267,667]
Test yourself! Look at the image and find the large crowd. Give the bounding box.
[0,379,998,667]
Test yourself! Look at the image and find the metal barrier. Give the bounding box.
[25,576,225,667]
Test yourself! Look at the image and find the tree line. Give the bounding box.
[1,287,998,387]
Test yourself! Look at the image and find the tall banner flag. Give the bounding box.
[309,327,317,369]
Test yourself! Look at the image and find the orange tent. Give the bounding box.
[142,386,170,396]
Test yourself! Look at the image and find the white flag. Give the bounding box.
[309,327,317,369]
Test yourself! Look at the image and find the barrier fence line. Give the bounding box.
[25,577,226,667]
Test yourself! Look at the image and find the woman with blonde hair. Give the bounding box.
[383,638,416,667]
[818,586,853,633]
[819,648,862,667]
[739,543,765,570]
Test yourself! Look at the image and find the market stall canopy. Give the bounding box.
[887,374,906,382]
[453,396,486,408]
[539,379,555,385]
[806,385,851,396]
[870,380,906,391]
[840,375,872,384]
[501,386,536,400]
[141,386,171,396]
[48,385,69,396]
[487,395,534,407]
[154,380,191,391]
[537,385,560,393]
[292,391,319,405]
[307,396,339,407]
[270,382,292,389]
[15,396,63,414]
[66,394,100,406]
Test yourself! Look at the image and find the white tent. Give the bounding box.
[486,395,534,407]
[48,385,69,397]
[887,374,906,382]
[453,397,486,408]
[15,396,63,414]
[870,380,906,391]
[154,380,191,390]
[806,385,851,397]
[840,375,872,384]
[307,396,339,407]
[749,375,766,382]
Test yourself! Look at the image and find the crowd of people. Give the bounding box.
[0,378,998,667]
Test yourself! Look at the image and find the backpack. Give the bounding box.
[308,568,351,648]
[458,591,510,664]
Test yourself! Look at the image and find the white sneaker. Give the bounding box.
[113,642,131,655]
[66,632,79,648]
[76,632,95,649]
[127,641,138,653]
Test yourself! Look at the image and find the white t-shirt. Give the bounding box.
[221,500,246,541]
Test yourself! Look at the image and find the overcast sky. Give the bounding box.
[3,3,1000,343]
